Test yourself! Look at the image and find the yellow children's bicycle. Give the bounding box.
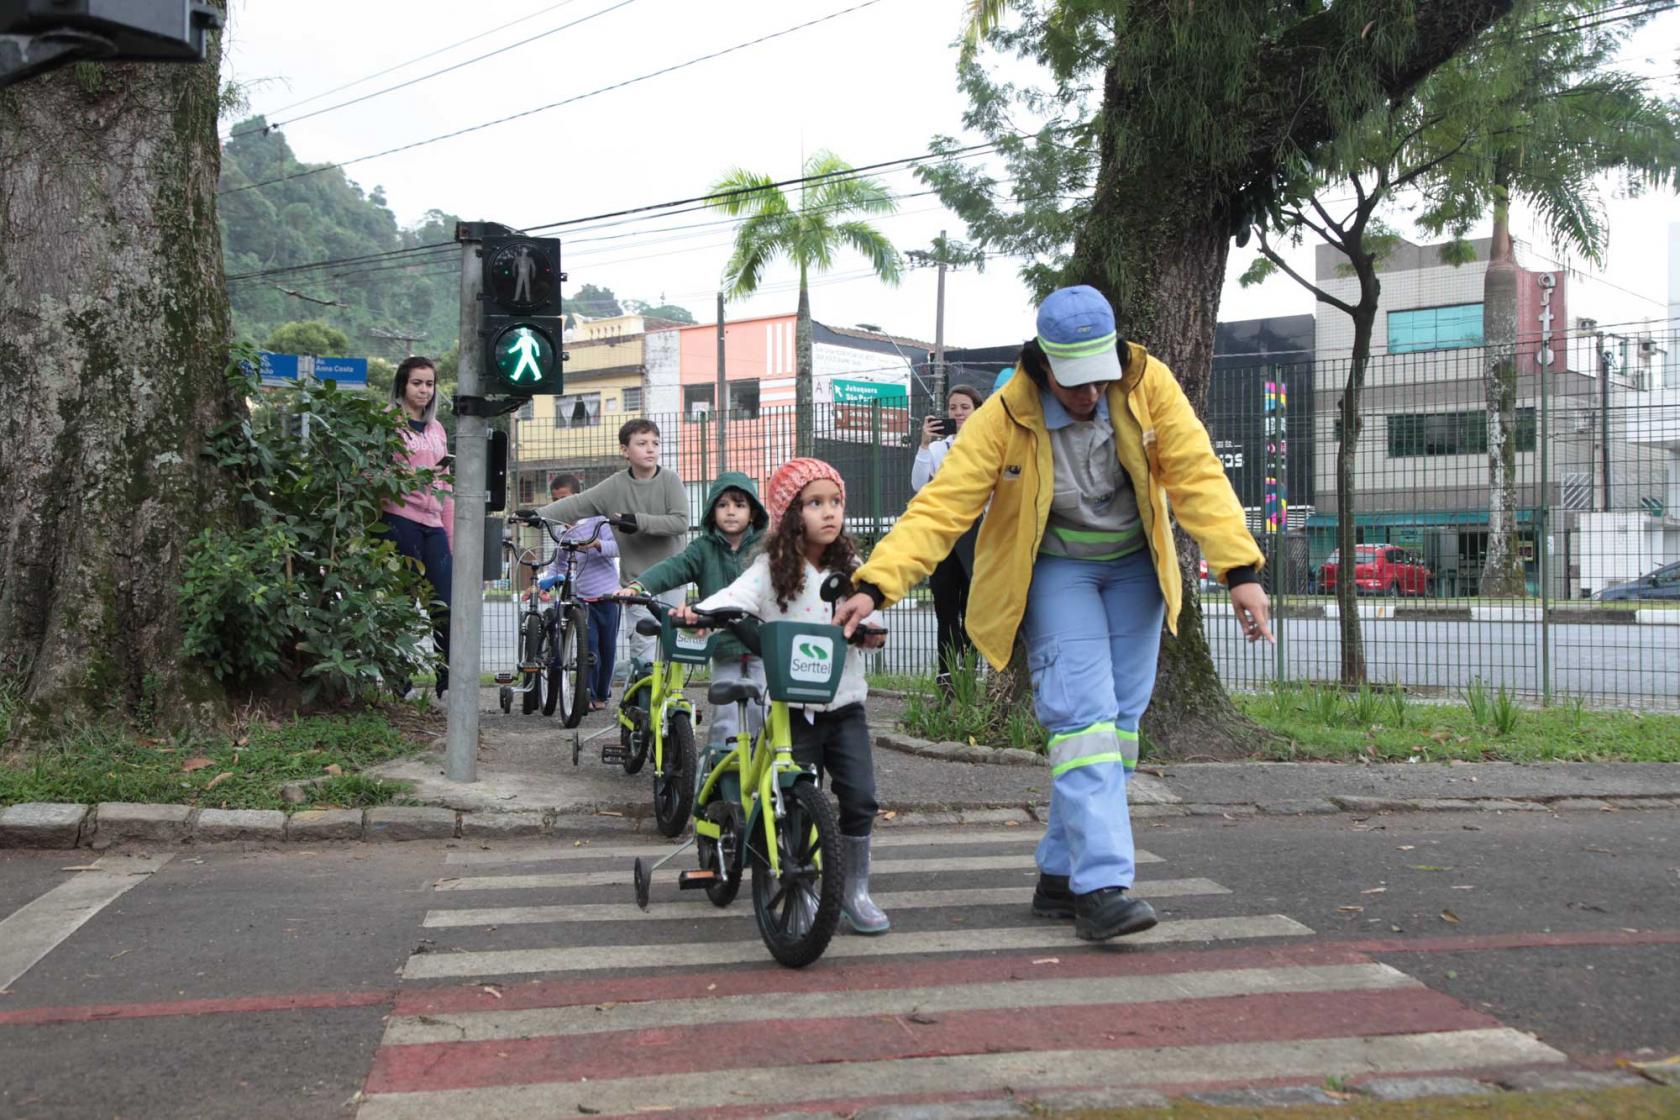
[611,594,716,838]
[631,578,886,969]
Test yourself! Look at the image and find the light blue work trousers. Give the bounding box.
[1024,549,1165,895]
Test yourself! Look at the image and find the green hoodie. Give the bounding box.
[633,471,767,659]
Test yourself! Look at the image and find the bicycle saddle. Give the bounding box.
[707,679,762,706]
[634,617,663,637]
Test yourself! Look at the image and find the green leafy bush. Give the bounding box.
[179,352,442,704]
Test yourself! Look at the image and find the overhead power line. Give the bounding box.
[231,0,591,125]
[225,0,639,140]
[219,0,890,197]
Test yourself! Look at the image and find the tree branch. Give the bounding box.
[1257,228,1356,317]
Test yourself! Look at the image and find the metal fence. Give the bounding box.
[484,332,1679,710]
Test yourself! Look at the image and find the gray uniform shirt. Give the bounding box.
[1040,391,1143,561]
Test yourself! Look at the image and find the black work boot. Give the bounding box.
[1031,873,1075,919]
[1073,887,1158,942]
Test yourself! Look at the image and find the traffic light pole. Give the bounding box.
[445,228,488,784]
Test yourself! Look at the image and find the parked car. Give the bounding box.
[1595,561,1680,601]
[1320,544,1432,597]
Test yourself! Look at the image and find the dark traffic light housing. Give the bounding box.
[480,235,564,397]
[1,1,221,87]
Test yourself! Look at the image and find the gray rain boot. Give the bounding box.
[841,834,890,934]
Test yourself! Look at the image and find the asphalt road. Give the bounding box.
[2,808,1676,1117]
[480,599,1680,708]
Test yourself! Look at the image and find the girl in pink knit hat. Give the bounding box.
[678,457,893,935]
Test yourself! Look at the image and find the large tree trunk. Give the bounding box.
[1070,146,1263,758]
[795,276,814,458]
[0,28,241,736]
[1480,190,1527,597]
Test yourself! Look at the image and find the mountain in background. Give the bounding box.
[219,118,695,359]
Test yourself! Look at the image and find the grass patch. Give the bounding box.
[1238,682,1680,763]
[0,709,433,810]
[896,653,1049,755]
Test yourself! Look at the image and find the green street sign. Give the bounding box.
[484,316,563,395]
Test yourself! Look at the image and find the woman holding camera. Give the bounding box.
[911,383,985,690]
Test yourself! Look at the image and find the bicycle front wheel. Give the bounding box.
[520,613,545,716]
[749,779,842,968]
[557,607,590,727]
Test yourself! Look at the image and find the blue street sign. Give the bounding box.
[256,352,368,388]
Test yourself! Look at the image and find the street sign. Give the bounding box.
[255,352,369,388]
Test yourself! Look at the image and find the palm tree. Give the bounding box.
[709,151,902,456]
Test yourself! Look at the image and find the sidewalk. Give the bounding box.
[370,688,1680,826]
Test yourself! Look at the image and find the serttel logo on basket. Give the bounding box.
[790,635,835,682]
[675,631,709,650]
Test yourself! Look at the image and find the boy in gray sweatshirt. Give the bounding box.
[530,418,687,663]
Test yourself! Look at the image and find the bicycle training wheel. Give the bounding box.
[558,607,590,728]
[749,780,843,968]
[520,613,545,716]
[652,712,697,838]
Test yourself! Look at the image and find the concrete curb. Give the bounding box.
[1202,601,1680,625]
[0,789,1674,849]
[875,731,1045,767]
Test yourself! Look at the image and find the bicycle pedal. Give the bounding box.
[601,746,628,764]
[677,869,718,890]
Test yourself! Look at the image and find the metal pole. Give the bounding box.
[1538,322,1552,706]
[1598,332,1612,511]
[716,292,728,473]
[445,232,487,783]
[933,230,948,404]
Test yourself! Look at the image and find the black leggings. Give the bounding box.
[929,551,973,680]
[791,703,878,836]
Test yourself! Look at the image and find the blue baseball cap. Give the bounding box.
[1036,284,1122,387]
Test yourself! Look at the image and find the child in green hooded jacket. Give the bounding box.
[618,471,768,755]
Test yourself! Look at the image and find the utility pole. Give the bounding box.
[444,228,488,784]
[716,292,728,473]
[933,229,948,404]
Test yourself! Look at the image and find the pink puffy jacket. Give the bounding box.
[382,418,455,551]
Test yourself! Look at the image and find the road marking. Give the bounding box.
[356,1027,1563,1118]
[433,851,1161,892]
[402,914,1314,979]
[0,854,173,992]
[422,879,1230,927]
[384,961,1417,1044]
[444,833,1160,866]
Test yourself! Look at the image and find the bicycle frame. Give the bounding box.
[617,655,696,772]
[695,688,815,878]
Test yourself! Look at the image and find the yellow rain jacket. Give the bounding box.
[855,343,1264,670]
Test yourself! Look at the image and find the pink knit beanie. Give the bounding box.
[764,457,846,527]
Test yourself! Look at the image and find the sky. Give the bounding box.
[220,0,1680,354]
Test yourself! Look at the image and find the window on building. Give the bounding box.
[518,400,533,421]
[727,379,760,419]
[552,391,601,428]
[1386,407,1537,457]
[519,477,536,504]
[683,383,714,422]
[1387,303,1484,353]
[621,386,643,413]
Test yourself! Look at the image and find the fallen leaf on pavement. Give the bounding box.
[1032,957,1061,965]
[1361,887,1387,894]
[181,757,213,772]
[882,810,897,820]
[907,1013,939,1025]
[1408,865,1454,872]
[1440,910,1461,924]
[1338,906,1364,913]
[205,772,233,790]
[109,949,131,960]
[481,985,502,999]
[1397,845,1415,851]
[59,865,102,872]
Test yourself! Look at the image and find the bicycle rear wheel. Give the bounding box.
[520,613,545,716]
[652,711,696,838]
[556,607,589,727]
[749,779,842,968]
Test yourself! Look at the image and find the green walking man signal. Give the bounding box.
[480,234,565,396]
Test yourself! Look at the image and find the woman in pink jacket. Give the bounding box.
[382,356,455,698]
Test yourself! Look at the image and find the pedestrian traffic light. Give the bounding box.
[480,235,564,396]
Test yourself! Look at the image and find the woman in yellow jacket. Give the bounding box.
[834,285,1274,943]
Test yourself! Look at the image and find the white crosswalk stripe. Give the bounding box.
[362,826,1561,1117]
